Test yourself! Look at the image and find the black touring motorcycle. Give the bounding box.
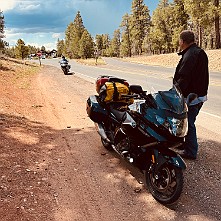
[86,76,187,204]
[59,60,71,75]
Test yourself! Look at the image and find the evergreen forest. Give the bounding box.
[1,0,221,59]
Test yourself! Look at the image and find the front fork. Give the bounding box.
[150,148,186,173]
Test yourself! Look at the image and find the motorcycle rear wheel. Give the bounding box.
[145,163,184,205]
[64,69,68,75]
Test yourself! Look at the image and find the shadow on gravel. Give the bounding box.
[0,113,58,221]
[66,71,74,75]
[91,131,221,221]
[60,71,74,75]
[164,139,221,221]
[1,113,220,221]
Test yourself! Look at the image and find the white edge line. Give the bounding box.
[74,72,96,83]
[201,111,221,119]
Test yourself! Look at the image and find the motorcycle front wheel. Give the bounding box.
[145,163,184,205]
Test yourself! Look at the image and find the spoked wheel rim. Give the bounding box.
[151,166,173,192]
[146,164,183,204]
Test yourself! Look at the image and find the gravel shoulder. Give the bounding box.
[0,59,220,221]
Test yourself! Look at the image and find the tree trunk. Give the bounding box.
[214,0,220,49]
[211,37,214,49]
[198,26,202,48]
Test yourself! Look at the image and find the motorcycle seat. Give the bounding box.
[111,109,126,122]
[109,103,127,122]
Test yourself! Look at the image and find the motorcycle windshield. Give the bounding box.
[153,84,186,114]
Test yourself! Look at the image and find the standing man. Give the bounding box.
[174,30,209,160]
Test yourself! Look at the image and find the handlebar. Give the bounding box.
[121,94,139,99]
[122,93,157,109]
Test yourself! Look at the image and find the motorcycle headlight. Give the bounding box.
[167,117,187,137]
[156,115,170,129]
[156,115,187,137]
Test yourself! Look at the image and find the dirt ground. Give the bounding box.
[0,58,221,221]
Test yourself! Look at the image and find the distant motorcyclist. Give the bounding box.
[59,55,71,75]
[59,55,68,65]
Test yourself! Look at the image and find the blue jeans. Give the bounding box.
[184,102,203,158]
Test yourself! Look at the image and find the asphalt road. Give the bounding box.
[33,57,221,135]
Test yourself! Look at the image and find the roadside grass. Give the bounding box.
[0,57,41,89]
[76,57,106,66]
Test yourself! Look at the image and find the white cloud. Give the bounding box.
[18,3,40,12]
[26,42,40,48]
[44,42,56,50]
[5,29,22,39]
[52,33,61,39]
[0,0,18,11]
[25,41,56,50]
[1,0,41,12]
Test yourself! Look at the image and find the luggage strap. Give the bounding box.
[112,82,119,101]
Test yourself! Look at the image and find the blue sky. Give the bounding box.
[1,0,159,50]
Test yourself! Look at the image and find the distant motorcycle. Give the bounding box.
[59,59,71,75]
[86,76,187,205]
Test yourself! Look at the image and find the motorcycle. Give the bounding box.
[60,60,71,75]
[86,77,188,205]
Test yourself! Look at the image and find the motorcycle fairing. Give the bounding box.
[131,93,187,139]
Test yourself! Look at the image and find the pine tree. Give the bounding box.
[71,11,85,58]
[183,0,211,48]
[146,0,189,53]
[0,10,5,53]
[79,29,94,59]
[109,29,121,57]
[148,0,172,54]
[64,22,74,57]
[15,39,29,59]
[101,34,110,56]
[27,45,37,55]
[214,0,221,48]
[57,39,65,57]
[120,13,132,57]
[41,45,46,52]
[170,0,189,51]
[95,34,103,52]
[64,11,85,58]
[130,0,151,55]
[4,46,16,58]
[0,10,4,38]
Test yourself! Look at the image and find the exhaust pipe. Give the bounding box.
[95,123,134,163]
[95,123,111,143]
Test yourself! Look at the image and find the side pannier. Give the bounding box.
[86,95,108,123]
